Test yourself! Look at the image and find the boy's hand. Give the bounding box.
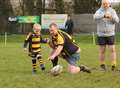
[45,38,50,43]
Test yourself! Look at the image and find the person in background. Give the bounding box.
[65,15,74,35]
[93,0,119,71]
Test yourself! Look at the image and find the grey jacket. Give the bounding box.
[94,7,119,37]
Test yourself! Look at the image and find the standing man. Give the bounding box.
[65,15,74,35]
[48,23,91,74]
[93,0,119,71]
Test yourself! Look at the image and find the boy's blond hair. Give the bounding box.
[33,23,41,30]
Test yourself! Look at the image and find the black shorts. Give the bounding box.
[29,52,42,58]
[97,36,115,45]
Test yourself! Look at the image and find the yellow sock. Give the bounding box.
[100,61,105,65]
[32,64,37,70]
[111,60,116,66]
[38,58,44,65]
[32,59,37,70]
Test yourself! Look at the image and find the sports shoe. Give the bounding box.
[111,66,120,72]
[111,65,116,71]
[32,69,36,75]
[80,65,91,73]
[100,64,107,71]
[41,67,45,70]
[40,64,45,71]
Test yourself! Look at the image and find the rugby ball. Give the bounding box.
[50,65,63,76]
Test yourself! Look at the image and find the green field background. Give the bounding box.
[0,34,120,88]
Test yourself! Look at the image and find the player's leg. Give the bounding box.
[36,53,45,70]
[107,36,117,71]
[108,45,116,71]
[65,52,80,73]
[99,45,106,70]
[48,41,58,67]
[51,56,58,67]
[65,52,91,73]
[67,61,91,74]
[68,64,80,74]
[31,53,37,74]
[97,36,107,70]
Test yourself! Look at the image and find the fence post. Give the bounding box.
[5,32,7,47]
[92,32,95,45]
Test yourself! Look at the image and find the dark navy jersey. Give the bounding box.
[51,30,79,57]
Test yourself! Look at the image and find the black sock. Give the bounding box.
[32,59,37,71]
[51,56,58,67]
[37,56,45,69]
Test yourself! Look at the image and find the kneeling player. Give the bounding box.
[48,23,91,74]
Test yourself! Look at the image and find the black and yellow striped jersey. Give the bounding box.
[24,32,47,53]
[51,30,79,57]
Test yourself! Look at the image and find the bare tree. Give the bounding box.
[24,0,34,15]
[36,0,42,15]
[54,0,64,14]
[48,0,55,9]
[74,0,99,14]
[64,1,74,14]
[0,0,13,34]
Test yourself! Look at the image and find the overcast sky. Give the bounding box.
[110,0,120,2]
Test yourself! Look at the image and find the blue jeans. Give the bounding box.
[65,52,80,66]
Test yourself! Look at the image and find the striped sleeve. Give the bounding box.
[24,32,32,48]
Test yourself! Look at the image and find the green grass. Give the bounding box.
[0,34,120,88]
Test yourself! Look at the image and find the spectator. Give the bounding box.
[93,0,119,71]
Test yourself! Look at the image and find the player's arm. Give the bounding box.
[111,10,119,23]
[48,39,55,49]
[49,34,64,60]
[93,9,104,20]
[49,45,63,60]
[23,33,32,50]
[40,36,49,43]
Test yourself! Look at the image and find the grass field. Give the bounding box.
[0,34,120,88]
